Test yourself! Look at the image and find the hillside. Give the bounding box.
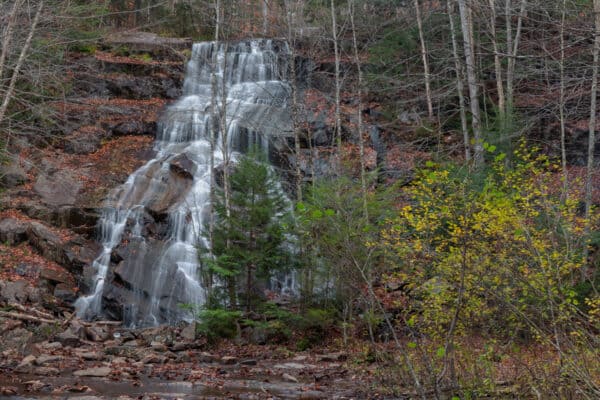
[0,1,599,399]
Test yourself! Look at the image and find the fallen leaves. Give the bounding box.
[94,50,180,67]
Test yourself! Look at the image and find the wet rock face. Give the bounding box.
[102,236,196,324]
[169,154,196,179]
[120,159,194,218]
[0,37,182,320]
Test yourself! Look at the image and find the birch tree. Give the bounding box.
[284,0,303,202]
[488,0,505,120]
[348,0,368,220]
[331,0,343,170]
[263,0,269,36]
[206,0,222,293]
[505,0,527,114]
[559,0,568,193]
[0,1,45,130]
[413,0,434,120]
[458,0,484,165]
[447,0,470,161]
[584,0,600,275]
[0,0,23,87]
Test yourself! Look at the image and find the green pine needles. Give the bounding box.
[202,150,295,311]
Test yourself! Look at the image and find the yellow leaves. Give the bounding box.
[378,144,595,341]
[585,296,600,327]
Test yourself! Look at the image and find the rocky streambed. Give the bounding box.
[0,315,359,399]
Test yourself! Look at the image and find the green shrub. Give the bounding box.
[197,308,242,341]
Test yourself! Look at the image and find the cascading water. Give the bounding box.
[75,39,292,327]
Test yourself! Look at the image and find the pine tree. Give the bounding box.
[207,151,293,311]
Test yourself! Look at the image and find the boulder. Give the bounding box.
[106,77,154,100]
[55,330,81,347]
[79,351,104,361]
[34,169,81,207]
[220,356,238,365]
[38,341,62,350]
[23,380,51,392]
[35,355,64,365]
[0,280,32,304]
[175,352,191,362]
[138,326,176,346]
[180,322,197,341]
[27,222,66,262]
[169,154,195,179]
[84,325,110,342]
[15,263,39,278]
[0,161,27,188]
[111,121,156,136]
[171,341,190,351]
[33,366,60,376]
[150,341,168,352]
[197,352,217,363]
[40,266,75,286]
[73,367,111,377]
[273,362,315,370]
[104,346,138,359]
[141,353,168,364]
[282,373,299,383]
[64,133,102,155]
[317,352,347,362]
[54,283,78,303]
[122,339,142,347]
[0,218,28,244]
[19,354,37,366]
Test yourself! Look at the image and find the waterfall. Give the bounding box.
[75,39,291,327]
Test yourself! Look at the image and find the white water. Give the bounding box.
[75,39,291,326]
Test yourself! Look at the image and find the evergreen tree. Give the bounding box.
[207,151,293,311]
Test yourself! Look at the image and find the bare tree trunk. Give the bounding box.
[331,0,343,171]
[458,0,484,165]
[413,0,434,120]
[584,0,600,279]
[0,0,24,83]
[506,0,527,113]
[488,0,505,118]
[262,0,269,36]
[0,0,44,128]
[213,0,235,306]
[447,0,470,161]
[505,0,512,96]
[348,0,368,220]
[207,0,221,293]
[559,0,568,194]
[285,0,303,202]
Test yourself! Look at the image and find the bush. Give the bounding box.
[197,308,242,342]
[383,144,593,339]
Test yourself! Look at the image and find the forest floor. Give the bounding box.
[0,304,582,399]
[0,312,381,400]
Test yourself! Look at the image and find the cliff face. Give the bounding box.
[0,31,388,321]
[0,33,186,312]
